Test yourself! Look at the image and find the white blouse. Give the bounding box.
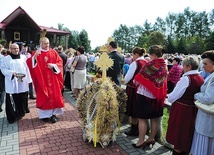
[168,70,199,103]
[124,56,145,84]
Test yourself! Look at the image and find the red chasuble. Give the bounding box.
[27,49,64,110]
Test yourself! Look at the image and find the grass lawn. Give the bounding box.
[162,107,170,139]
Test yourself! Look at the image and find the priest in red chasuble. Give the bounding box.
[27,37,64,123]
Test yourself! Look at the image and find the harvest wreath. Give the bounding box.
[76,78,127,148]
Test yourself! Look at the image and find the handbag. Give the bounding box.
[195,100,214,114]
[70,57,76,74]
[195,74,214,114]
[70,66,75,74]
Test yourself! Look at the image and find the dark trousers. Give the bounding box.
[0,91,5,108]
[64,71,71,90]
[0,70,5,108]
[29,83,34,97]
[5,92,28,123]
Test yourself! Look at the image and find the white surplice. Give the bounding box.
[0,55,32,94]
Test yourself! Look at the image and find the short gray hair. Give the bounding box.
[182,56,199,70]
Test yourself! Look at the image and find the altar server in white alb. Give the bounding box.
[1,43,32,123]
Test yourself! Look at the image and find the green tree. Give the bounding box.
[56,7,214,54]
[58,23,64,30]
[153,17,166,34]
[209,9,214,31]
[137,34,149,49]
[148,31,166,47]
[194,11,210,38]
[186,36,204,54]
[165,13,177,37]
[133,25,146,48]
[176,38,186,54]
[79,29,91,52]
[113,24,139,52]
[113,24,130,52]
[205,31,214,51]
[143,20,153,36]
[57,23,71,47]
[174,13,185,38]
[68,30,79,50]
[165,35,175,54]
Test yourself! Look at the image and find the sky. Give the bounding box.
[0,0,213,49]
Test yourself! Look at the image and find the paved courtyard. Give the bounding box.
[0,90,171,155]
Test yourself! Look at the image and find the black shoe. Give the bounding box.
[51,115,57,123]
[29,96,36,99]
[0,107,2,112]
[8,120,16,124]
[172,150,186,155]
[41,118,49,122]
[132,143,146,149]
[124,124,139,136]
[16,116,22,121]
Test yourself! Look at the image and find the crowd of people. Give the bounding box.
[0,39,214,155]
[123,48,214,155]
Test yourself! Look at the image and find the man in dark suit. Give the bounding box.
[57,46,67,94]
[57,46,67,76]
[107,41,124,86]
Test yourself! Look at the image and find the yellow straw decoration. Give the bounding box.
[76,48,127,148]
[94,117,98,147]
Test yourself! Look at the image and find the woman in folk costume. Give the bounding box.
[1,43,32,123]
[124,47,147,136]
[132,45,167,149]
[166,56,204,155]
[27,36,64,123]
[191,50,214,155]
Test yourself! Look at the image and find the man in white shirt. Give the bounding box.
[1,43,32,123]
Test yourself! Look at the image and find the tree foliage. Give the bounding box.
[68,30,80,50]
[165,35,175,54]
[79,29,91,52]
[54,7,213,54]
[205,31,214,51]
[57,24,91,52]
[148,31,166,47]
[112,7,213,54]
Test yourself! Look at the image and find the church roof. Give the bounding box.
[39,26,70,35]
[0,6,70,35]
